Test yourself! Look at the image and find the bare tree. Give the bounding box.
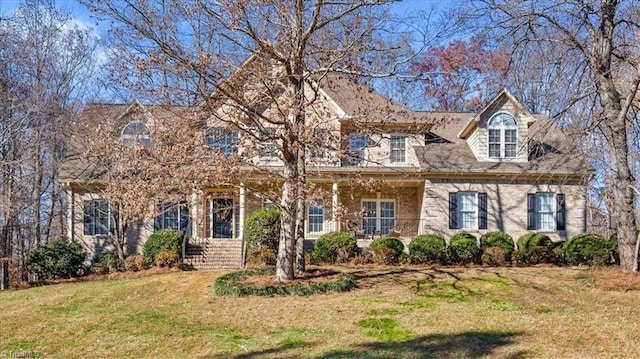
[0,0,98,284]
[476,0,640,271]
[82,0,418,281]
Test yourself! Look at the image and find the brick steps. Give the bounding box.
[183,238,244,270]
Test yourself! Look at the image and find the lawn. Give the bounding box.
[1,266,639,358]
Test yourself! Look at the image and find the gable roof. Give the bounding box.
[458,88,534,139]
[415,114,591,177]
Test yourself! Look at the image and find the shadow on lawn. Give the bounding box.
[230,331,527,359]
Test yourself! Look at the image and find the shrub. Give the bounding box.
[310,232,358,264]
[512,250,528,266]
[408,234,446,264]
[352,248,373,265]
[246,247,277,266]
[448,233,481,265]
[527,247,554,265]
[517,233,553,253]
[28,240,87,280]
[124,254,145,271]
[143,229,183,265]
[244,207,281,258]
[563,233,615,266]
[155,249,181,267]
[482,247,508,266]
[450,232,477,243]
[480,232,515,259]
[609,233,620,265]
[369,237,404,265]
[95,252,123,273]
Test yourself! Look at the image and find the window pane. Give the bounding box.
[390,135,406,163]
[259,128,277,158]
[122,121,151,148]
[361,201,377,235]
[458,193,477,229]
[307,199,324,233]
[536,194,555,230]
[348,133,366,164]
[207,127,238,156]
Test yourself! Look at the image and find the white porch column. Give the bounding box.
[66,184,74,241]
[332,181,339,232]
[239,183,246,239]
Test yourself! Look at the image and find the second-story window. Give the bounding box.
[311,129,329,159]
[488,112,517,159]
[206,127,238,156]
[390,134,406,163]
[347,133,366,165]
[121,121,151,148]
[259,128,278,158]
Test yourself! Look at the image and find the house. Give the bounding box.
[60,74,591,269]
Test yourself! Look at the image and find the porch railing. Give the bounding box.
[319,217,423,239]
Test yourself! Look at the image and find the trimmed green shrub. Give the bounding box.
[143,229,183,264]
[28,240,87,280]
[408,234,446,264]
[480,232,515,259]
[96,252,123,273]
[512,250,528,266]
[450,232,477,243]
[213,267,357,296]
[370,237,405,265]
[448,233,481,264]
[482,247,508,266]
[244,207,281,254]
[517,233,553,253]
[310,232,358,264]
[528,246,554,265]
[563,233,615,266]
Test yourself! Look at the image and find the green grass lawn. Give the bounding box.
[1,266,639,358]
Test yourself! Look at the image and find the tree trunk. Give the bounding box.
[607,128,637,271]
[276,158,298,282]
[295,146,306,274]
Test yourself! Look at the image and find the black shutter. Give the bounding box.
[478,193,488,229]
[83,200,94,235]
[449,193,458,229]
[527,194,536,230]
[556,193,566,231]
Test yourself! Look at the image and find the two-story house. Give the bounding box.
[60,73,590,269]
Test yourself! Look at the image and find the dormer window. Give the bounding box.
[121,121,151,148]
[487,113,517,158]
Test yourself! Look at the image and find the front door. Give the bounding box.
[206,198,234,238]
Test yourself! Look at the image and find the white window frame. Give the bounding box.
[487,112,517,159]
[389,134,407,163]
[347,133,366,165]
[361,199,396,235]
[457,192,478,230]
[259,128,278,158]
[307,198,325,234]
[121,121,151,148]
[206,127,239,156]
[536,193,555,231]
[155,201,189,232]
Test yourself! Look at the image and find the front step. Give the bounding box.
[183,238,244,270]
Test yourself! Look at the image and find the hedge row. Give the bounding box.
[309,231,619,267]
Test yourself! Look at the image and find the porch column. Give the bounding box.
[66,184,74,241]
[332,181,339,232]
[239,183,246,239]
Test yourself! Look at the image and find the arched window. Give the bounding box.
[121,121,151,148]
[487,112,517,158]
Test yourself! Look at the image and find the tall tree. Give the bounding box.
[0,0,98,282]
[476,0,640,270]
[411,35,508,111]
[83,0,412,281]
